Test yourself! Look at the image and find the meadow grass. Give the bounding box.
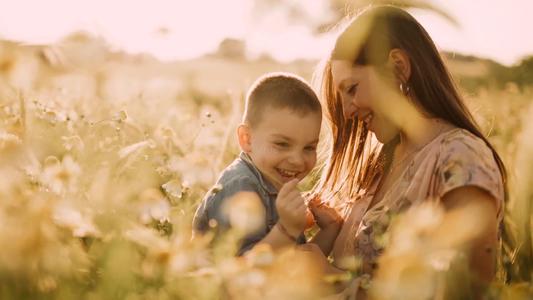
[0,42,532,299]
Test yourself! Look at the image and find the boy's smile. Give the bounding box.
[239,106,322,190]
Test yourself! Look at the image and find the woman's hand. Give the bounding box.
[307,195,344,231]
[276,179,307,238]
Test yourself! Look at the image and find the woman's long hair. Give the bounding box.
[313,5,507,205]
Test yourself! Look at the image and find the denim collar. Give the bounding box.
[239,152,278,196]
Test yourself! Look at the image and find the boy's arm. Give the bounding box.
[253,223,303,250]
[254,179,308,251]
[238,189,305,253]
[193,178,308,255]
[193,177,297,255]
[192,196,211,235]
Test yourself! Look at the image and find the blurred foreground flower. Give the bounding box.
[53,205,100,238]
[162,179,186,200]
[370,200,492,300]
[61,135,84,152]
[0,130,22,148]
[223,191,266,235]
[138,188,171,224]
[0,188,90,293]
[217,244,331,300]
[124,225,211,278]
[40,155,81,194]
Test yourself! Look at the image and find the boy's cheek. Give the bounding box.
[267,145,278,155]
[307,154,318,168]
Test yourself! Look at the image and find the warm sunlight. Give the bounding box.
[0,0,531,64]
[1,1,532,299]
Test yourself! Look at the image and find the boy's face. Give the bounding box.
[239,106,322,190]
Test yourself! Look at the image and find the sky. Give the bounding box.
[0,0,531,66]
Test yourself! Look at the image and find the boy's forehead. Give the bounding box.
[253,107,321,137]
[257,106,321,124]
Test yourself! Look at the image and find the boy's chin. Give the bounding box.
[268,173,302,189]
[280,176,299,184]
[278,173,307,186]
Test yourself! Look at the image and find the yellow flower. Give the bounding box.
[222,191,265,235]
[40,155,81,194]
[0,131,22,149]
[61,135,84,152]
[138,188,171,224]
[52,205,100,238]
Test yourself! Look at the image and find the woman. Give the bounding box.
[307,5,507,298]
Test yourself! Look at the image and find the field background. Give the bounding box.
[1,8,533,299]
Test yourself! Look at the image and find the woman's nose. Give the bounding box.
[343,97,360,120]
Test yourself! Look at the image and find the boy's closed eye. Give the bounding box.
[274,142,316,151]
[274,141,290,148]
[304,145,317,152]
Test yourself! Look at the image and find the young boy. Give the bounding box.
[193,72,339,256]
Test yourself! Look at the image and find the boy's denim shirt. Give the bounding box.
[193,152,303,255]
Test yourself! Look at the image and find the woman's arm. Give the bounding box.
[308,222,343,255]
[441,186,499,288]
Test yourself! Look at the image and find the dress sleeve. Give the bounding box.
[435,134,505,214]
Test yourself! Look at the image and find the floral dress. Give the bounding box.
[330,127,505,279]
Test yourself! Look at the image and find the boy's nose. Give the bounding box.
[287,152,305,168]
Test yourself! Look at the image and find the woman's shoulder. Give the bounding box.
[437,127,494,160]
[432,127,504,207]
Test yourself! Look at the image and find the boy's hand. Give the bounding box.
[276,179,307,238]
[307,195,343,230]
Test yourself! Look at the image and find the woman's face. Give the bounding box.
[330,59,401,143]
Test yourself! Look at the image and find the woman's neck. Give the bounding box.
[397,116,452,154]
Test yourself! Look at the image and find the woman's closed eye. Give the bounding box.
[304,145,317,152]
[346,84,358,96]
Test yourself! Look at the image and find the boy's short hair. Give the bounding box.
[243,72,322,127]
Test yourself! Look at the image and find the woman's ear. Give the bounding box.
[237,124,252,153]
[388,48,411,83]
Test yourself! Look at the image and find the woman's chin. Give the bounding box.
[374,134,388,144]
[373,127,399,144]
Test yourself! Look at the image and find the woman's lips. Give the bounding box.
[362,112,374,129]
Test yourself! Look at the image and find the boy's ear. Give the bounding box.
[237,124,252,152]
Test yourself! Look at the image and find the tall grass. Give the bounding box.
[0,41,532,299]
